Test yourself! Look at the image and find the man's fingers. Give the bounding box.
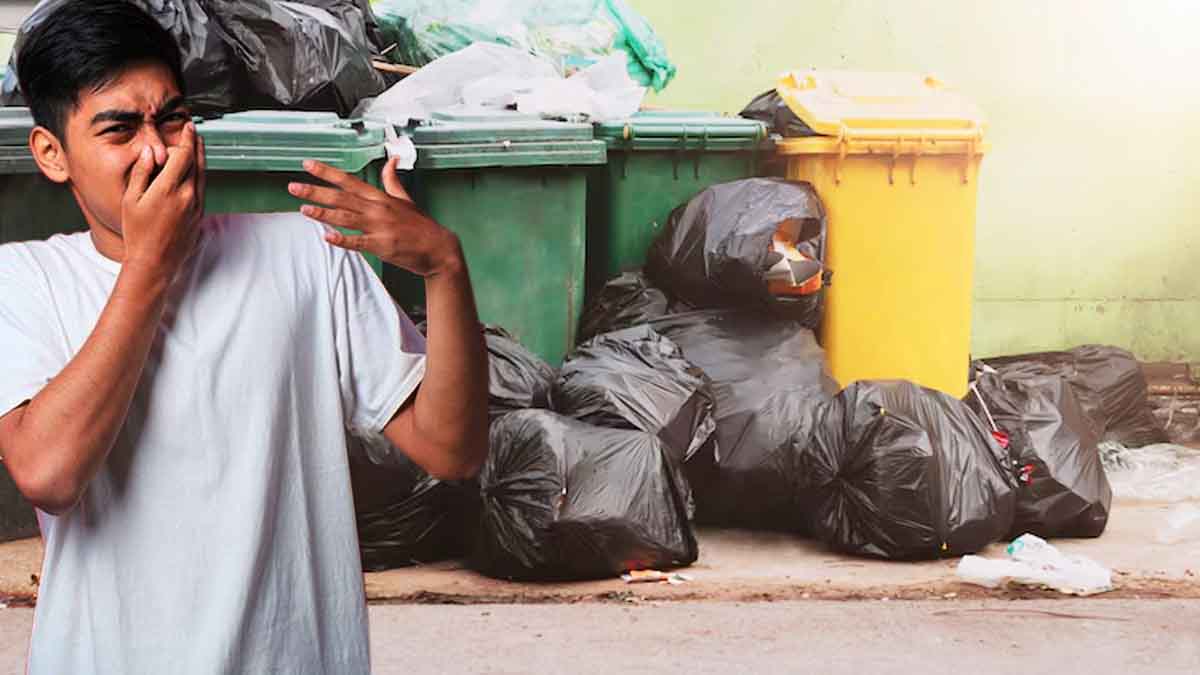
[125,146,155,204]
[300,204,362,230]
[381,157,413,203]
[302,159,382,201]
[191,133,207,221]
[288,182,369,215]
[145,127,196,198]
[323,228,374,253]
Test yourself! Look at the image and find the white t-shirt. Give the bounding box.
[0,213,427,674]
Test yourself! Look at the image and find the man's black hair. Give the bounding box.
[16,0,185,141]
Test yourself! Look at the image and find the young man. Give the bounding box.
[0,2,488,673]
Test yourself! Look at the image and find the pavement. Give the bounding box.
[3,500,1198,608]
[3,600,1199,675]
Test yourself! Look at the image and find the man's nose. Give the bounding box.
[139,126,168,166]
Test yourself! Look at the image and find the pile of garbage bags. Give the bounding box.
[4,0,387,117]
[352,176,1163,580]
[372,0,675,91]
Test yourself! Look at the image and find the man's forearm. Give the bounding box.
[1,264,170,513]
[401,252,489,478]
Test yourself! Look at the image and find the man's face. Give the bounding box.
[53,61,191,235]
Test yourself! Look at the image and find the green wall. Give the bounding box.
[632,0,1200,361]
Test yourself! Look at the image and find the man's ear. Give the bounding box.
[30,126,70,184]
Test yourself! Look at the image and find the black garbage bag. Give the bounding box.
[474,410,698,580]
[485,326,557,422]
[209,0,386,116]
[740,89,816,138]
[966,370,1112,539]
[411,317,555,423]
[552,325,716,467]
[981,346,1167,448]
[798,380,1017,560]
[645,178,828,329]
[577,271,674,343]
[4,0,237,115]
[646,310,837,530]
[349,436,478,571]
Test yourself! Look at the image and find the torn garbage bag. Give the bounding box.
[646,178,828,328]
[646,310,837,530]
[799,380,1017,560]
[966,370,1112,539]
[577,271,675,343]
[5,0,237,115]
[474,410,698,580]
[552,325,716,466]
[981,346,1167,448]
[349,436,478,571]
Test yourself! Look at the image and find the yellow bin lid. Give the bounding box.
[774,70,987,154]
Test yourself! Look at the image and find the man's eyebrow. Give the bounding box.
[90,96,188,126]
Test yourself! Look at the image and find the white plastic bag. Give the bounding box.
[1101,442,1200,502]
[365,43,559,125]
[956,534,1114,596]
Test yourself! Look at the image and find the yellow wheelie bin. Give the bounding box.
[773,70,988,397]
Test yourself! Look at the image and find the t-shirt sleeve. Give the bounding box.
[0,247,66,418]
[329,249,427,439]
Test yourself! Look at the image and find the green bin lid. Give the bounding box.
[412,106,604,169]
[595,112,766,151]
[196,110,386,173]
[413,106,594,145]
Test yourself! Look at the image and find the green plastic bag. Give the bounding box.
[373,0,675,91]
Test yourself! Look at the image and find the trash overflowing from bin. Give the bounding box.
[362,42,647,125]
[797,380,1018,560]
[371,0,676,91]
[739,89,815,138]
[473,410,698,580]
[4,0,387,116]
[966,368,1113,539]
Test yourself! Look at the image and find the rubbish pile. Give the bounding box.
[3,0,673,122]
[355,176,1169,581]
[371,0,676,91]
[4,0,387,116]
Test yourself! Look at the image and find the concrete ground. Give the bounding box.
[3,500,1198,608]
[2,600,1199,675]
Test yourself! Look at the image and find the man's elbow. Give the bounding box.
[428,437,488,481]
[8,460,83,516]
